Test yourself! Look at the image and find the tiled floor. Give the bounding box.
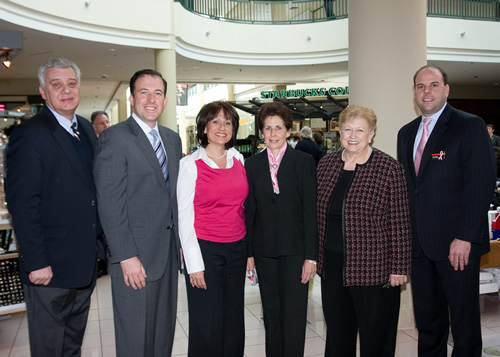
[1,274,500,357]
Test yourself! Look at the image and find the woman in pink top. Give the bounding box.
[177,101,250,357]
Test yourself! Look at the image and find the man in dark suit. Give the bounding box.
[397,65,496,357]
[6,58,101,357]
[94,69,182,356]
[487,124,500,149]
[91,110,110,137]
[295,125,320,165]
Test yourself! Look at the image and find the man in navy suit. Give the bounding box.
[6,58,101,356]
[397,65,496,356]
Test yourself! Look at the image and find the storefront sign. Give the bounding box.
[260,87,349,99]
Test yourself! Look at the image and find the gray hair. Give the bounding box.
[300,126,313,139]
[38,58,81,89]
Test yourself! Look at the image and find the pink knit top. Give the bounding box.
[193,158,248,242]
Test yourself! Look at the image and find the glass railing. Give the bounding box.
[177,0,500,24]
[177,0,347,23]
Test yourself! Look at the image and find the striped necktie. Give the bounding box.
[149,129,169,184]
[71,121,80,141]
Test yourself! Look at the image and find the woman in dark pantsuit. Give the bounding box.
[245,101,318,357]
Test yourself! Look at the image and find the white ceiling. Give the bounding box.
[1,19,499,120]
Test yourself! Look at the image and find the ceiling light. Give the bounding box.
[1,52,11,69]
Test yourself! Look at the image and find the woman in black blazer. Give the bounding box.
[245,101,318,357]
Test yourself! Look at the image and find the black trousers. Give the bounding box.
[255,254,309,357]
[185,238,247,357]
[412,253,482,357]
[321,250,401,357]
[23,275,96,357]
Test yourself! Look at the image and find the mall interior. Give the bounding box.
[1,0,500,356]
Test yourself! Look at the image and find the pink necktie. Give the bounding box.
[414,118,432,175]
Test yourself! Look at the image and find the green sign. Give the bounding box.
[260,87,349,99]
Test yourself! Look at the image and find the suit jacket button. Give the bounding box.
[414,189,419,195]
[91,200,96,206]
[271,199,276,204]
[91,224,96,229]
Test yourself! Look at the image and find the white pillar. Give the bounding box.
[118,92,128,123]
[348,0,428,329]
[155,47,177,131]
[348,0,427,157]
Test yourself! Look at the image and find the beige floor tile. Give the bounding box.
[245,327,266,346]
[304,336,326,356]
[3,273,500,356]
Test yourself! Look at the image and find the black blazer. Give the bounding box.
[245,146,318,260]
[6,107,101,288]
[397,104,496,261]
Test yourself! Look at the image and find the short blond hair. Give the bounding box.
[338,104,377,132]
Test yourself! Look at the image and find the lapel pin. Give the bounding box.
[431,151,446,160]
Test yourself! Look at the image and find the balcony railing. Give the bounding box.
[177,0,347,23]
[177,0,500,24]
[428,0,500,20]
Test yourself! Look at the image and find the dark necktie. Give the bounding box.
[71,121,80,141]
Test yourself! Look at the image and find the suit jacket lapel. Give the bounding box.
[127,118,167,188]
[277,146,294,189]
[47,110,93,188]
[406,119,420,180]
[159,126,177,199]
[254,150,274,195]
[417,104,452,179]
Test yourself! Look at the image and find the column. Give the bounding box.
[348,0,427,330]
[118,92,128,123]
[348,0,427,158]
[155,47,177,131]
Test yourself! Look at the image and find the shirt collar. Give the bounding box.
[47,105,77,133]
[423,102,447,122]
[132,112,159,137]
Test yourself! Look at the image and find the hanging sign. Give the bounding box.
[260,87,349,99]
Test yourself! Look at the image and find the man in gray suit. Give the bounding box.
[94,69,182,356]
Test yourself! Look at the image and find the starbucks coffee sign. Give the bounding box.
[260,87,349,99]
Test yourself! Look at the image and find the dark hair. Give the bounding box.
[313,131,324,144]
[257,101,293,132]
[91,110,109,124]
[488,124,495,130]
[196,101,239,149]
[130,69,167,96]
[413,65,448,87]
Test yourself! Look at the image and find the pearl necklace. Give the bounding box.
[207,150,227,159]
